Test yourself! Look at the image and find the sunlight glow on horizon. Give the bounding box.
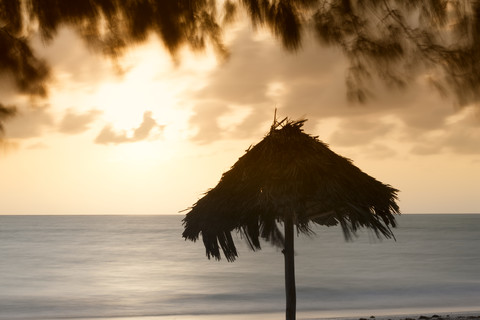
[1,25,479,215]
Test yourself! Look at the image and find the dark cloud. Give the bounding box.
[35,28,123,87]
[444,130,480,154]
[410,144,439,156]
[132,111,161,140]
[4,105,102,139]
[189,101,226,143]
[95,125,130,144]
[95,111,163,145]
[329,118,394,147]
[229,105,274,139]
[59,108,102,135]
[189,101,273,143]
[189,29,304,142]
[4,105,54,139]
[362,144,397,159]
[443,113,480,154]
[0,103,16,133]
[188,25,479,156]
[189,28,394,144]
[409,107,480,155]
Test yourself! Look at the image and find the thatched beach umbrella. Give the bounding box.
[182,118,400,320]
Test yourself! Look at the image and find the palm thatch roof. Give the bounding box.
[182,118,400,262]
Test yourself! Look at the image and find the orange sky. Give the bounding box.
[1,22,479,214]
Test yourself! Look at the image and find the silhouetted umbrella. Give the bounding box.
[182,118,400,320]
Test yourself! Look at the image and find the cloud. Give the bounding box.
[4,105,103,140]
[189,101,225,141]
[95,125,130,144]
[34,28,122,88]
[4,105,54,139]
[410,107,480,155]
[187,24,480,156]
[329,118,395,147]
[26,142,49,149]
[95,111,163,145]
[131,111,160,140]
[59,108,102,135]
[188,27,392,144]
[362,144,397,159]
[0,103,17,133]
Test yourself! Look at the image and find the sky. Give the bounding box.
[0,19,479,215]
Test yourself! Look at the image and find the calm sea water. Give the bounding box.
[0,214,479,320]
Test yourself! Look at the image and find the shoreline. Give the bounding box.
[42,311,480,320]
[146,313,480,320]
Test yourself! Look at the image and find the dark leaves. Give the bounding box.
[0,0,23,34]
[0,103,16,134]
[0,28,50,96]
[3,0,480,121]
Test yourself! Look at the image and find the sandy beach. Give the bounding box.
[81,312,480,320]
[159,312,480,320]
[351,314,480,320]
[159,313,480,320]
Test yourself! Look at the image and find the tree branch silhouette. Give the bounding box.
[0,103,16,134]
[2,0,480,133]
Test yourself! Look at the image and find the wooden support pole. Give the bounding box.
[284,215,296,320]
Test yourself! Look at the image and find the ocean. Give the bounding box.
[0,214,479,320]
